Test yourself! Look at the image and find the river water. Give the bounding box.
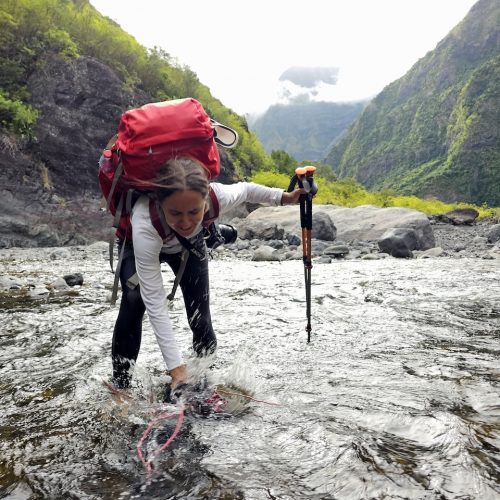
[0,246,499,499]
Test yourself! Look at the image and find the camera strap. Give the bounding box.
[166,248,189,303]
[162,230,207,303]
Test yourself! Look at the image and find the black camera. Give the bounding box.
[204,223,237,250]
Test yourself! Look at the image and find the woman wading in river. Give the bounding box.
[110,156,303,399]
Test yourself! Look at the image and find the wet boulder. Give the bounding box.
[251,245,282,261]
[49,277,71,291]
[486,224,500,243]
[417,247,445,258]
[378,228,418,258]
[63,273,84,287]
[0,276,22,290]
[323,244,350,258]
[286,233,301,246]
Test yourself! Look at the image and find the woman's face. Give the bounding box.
[161,190,207,237]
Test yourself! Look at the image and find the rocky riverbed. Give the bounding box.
[222,205,500,262]
[1,205,500,296]
[430,221,500,257]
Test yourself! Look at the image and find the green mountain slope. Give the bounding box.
[251,100,366,161]
[324,0,500,206]
[0,0,272,182]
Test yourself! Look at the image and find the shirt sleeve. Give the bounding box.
[210,182,283,215]
[131,197,183,371]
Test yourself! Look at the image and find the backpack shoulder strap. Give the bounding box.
[149,197,172,241]
[145,187,220,303]
[203,186,219,226]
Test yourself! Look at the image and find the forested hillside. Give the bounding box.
[325,0,500,206]
[0,0,272,184]
[1,0,497,247]
[251,100,366,162]
[0,0,272,246]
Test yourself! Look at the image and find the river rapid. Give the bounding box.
[0,245,499,499]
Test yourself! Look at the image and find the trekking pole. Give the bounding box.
[287,166,318,343]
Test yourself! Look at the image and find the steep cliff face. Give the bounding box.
[325,0,500,206]
[0,55,140,247]
[28,55,141,195]
[0,55,239,247]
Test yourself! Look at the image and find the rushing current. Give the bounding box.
[0,245,499,499]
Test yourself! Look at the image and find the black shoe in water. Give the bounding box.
[163,375,209,404]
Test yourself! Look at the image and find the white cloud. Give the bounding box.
[90,0,478,114]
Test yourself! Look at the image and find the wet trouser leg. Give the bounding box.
[111,243,217,387]
[111,243,145,388]
[161,251,217,356]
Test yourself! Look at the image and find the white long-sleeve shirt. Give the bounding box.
[131,182,284,370]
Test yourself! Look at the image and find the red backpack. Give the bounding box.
[98,98,238,304]
[98,97,229,240]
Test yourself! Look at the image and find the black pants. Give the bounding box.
[111,242,217,387]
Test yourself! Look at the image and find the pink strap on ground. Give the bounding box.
[137,408,185,479]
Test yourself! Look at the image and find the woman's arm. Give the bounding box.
[211,182,303,214]
[131,197,184,373]
[281,189,304,205]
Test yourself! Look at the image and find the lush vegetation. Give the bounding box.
[0,0,272,175]
[251,170,499,220]
[251,100,366,161]
[1,0,497,215]
[325,0,500,206]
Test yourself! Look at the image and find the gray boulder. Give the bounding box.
[433,208,479,225]
[487,224,500,243]
[0,276,23,290]
[378,228,418,258]
[244,205,435,249]
[286,233,301,246]
[310,212,337,241]
[251,246,281,261]
[319,205,435,249]
[235,219,285,241]
[244,206,336,241]
[323,244,350,258]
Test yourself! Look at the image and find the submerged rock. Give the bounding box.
[63,273,84,287]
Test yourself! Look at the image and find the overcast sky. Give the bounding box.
[89,0,477,116]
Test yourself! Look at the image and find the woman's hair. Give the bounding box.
[151,157,210,201]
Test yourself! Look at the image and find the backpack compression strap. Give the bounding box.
[205,187,219,225]
[110,189,135,305]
